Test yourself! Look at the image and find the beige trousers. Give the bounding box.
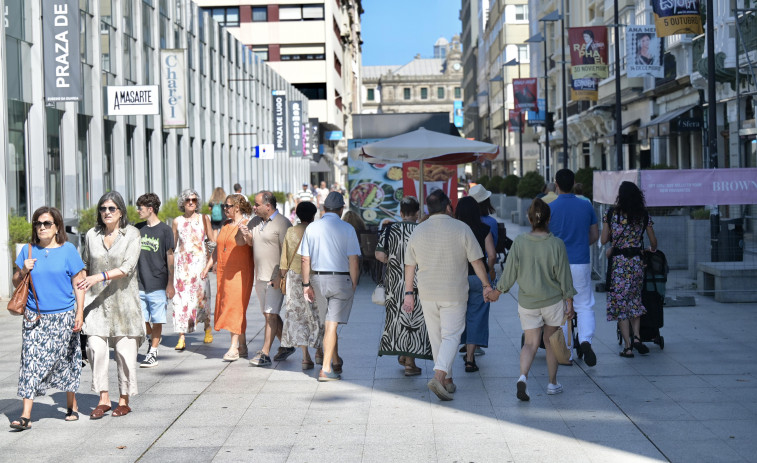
[87,335,139,396]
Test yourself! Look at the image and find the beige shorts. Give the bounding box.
[518,300,565,330]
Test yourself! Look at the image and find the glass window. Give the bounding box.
[403,88,411,100]
[367,88,375,101]
[518,44,529,63]
[5,37,32,102]
[142,1,153,46]
[8,100,30,218]
[437,87,445,99]
[77,115,90,211]
[143,43,153,83]
[420,87,428,100]
[46,108,63,210]
[6,0,31,41]
[454,87,461,99]
[252,45,268,61]
[515,5,528,21]
[125,127,134,204]
[279,6,302,20]
[209,7,239,27]
[103,120,115,193]
[302,5,324,19]
[252,6,267,21]
[101,24,116,73]
[122,0,133,35]
[145,129,153,190]
[100,0,113,26]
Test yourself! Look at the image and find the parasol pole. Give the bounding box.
[418,159,425,219]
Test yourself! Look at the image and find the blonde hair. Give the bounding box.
[209,187,226,203]
[226,194,253,216]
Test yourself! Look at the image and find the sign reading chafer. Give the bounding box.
[106,85,160,116]
[160,49,188,128]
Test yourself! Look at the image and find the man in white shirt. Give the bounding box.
[315,181,330,216]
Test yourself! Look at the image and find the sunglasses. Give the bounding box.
[99,206,118,214]
[222,204,234,209]
[33,221,55,229]
[185,198,198,204]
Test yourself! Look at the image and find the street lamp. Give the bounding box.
[539,10,563,172]
[526,32,550,182]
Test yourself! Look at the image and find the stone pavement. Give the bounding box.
[1,218,756,462]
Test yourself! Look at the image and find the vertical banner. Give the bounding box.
[527,98,546,126]
[402,162,458,210]
[508,110,522,133]
[160,49,188,128]
[568,27,609,79]
[512,78,538,112]
[288,100,303,157]
[42,0,81,102]
[627,25,663,78]
[272,91,287,152]
[652,0,703,37]
[571,76,598,101]
[308,117,320,155]
[302,120,309,156]
[453,100,464,128]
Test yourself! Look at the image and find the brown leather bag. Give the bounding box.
[7,244,42,322]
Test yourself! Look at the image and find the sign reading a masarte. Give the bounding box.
[106,86,160,116]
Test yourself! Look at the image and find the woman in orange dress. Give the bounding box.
[201,194,254,361]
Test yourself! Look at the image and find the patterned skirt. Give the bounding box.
[281,270,322,349]
[18,309,82,399]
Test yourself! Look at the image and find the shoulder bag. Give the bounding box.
[280,231,305,295]
[201,214,216,259]
[371,224,393,306]
[7,244,42,322]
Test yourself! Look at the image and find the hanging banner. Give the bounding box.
[568,27,608,79]
[571,77,598,102]
[272,91,287,152]
[106,85,160,115]
[652,0,703,37]
[42,0,81,102]
[627,25,663,78]
[527,98,546,127]
[160,49,188,128]
[302,120,309,156]
[288,100,303,157]
[453,100,464,128]
[508,110,523,133]
[641,168,757,207]
[513,78,538,112]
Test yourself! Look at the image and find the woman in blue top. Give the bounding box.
[10,207,86,430]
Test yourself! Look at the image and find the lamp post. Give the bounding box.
[613,0,623,171]
[560,0,568,168]
[539,10,562,178]
[526,31,549,182]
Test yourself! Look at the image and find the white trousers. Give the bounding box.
[562,263,596,351]
[87,335,139,397]
[420,299,466,376]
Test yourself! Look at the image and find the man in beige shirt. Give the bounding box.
[403,190,492,401]
[243,191,292,367]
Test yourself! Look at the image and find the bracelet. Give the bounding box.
[302,282,311,287]
[101,272,107,281]
[404,291,414,296]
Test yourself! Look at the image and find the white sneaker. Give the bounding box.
[140,351,159,368]
[516,375,529,401]
[547,382,563,395]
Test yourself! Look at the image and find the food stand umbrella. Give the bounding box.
[349,127,500,213]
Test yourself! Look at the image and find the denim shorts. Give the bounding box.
[140,290,168,324]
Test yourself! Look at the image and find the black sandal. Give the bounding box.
[65,408,79,421]
[464,358,479,372]
[619,347,635,358]
[10,416,31,430]
[633,336,650,355]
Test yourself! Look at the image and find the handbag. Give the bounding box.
[280,232,305,296]
[371,284,386,305]
[7,243,42,322]
[201,214,216,258]
[549,314,572,366]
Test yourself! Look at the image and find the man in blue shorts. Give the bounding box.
[135,193,175,368]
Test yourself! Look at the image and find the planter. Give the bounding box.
[687,218,710,279]
[517,197,533,227]
[15,243,25,260]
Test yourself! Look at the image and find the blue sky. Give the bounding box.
[361,0,463,66]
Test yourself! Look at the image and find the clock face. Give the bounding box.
[452,63,461,71]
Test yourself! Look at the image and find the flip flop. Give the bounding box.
[65,408,79,421]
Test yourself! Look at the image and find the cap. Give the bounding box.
[302,182,309,186]
[324,191,345,209]
[468,184,492,203]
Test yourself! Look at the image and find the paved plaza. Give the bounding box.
[1,218,756,462]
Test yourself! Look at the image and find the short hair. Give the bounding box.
[178,189,201,212]
[528,198,551,231]
[296,201,318,222]
[638,32,652,40]
[96,191,129,230]
[545,182,557,193]
[400,196,420,216]
[233,183,242,192]
[555,169,575,193]
[137,193,161,214]
[341,210,366,232]
[426,189,451,215]
[583,29,594,40]
[573,183,584,196]
[226,194,253,216]
[31,206,67,245]
[258,190,277,209]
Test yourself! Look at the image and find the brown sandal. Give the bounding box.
[90,404,111,420]
[112,405,131,417]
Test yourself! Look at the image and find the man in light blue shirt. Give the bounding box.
[300,192,361,382]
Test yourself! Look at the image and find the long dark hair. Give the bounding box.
[455,196,485,232]
[615,181,647,224]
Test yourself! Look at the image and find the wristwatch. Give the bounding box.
[302,282,311,287]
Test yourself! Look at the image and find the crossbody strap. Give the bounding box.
[26,243,41,323]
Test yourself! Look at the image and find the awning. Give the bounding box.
[639,104,700,139]
[622,119,641,134]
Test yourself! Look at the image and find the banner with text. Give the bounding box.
[527,98,546,126]
[569,26,608,79]
[627,25,663,78]
[106,85,159,115]
[508,110,523,133]
[42,0,81,102]
[571,76,598,101]
[641,168,757,207]
[652,0,703,37]
[288,100,303,157]
[160,49,188,128]
[308,118,320,155]
[272,91,287,152]
[513,78,538,112]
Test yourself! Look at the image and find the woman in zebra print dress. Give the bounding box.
[375,197,432,376]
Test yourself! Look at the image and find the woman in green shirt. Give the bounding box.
[485,199,576,401]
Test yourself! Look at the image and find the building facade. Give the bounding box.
[193,0,364,184]
[0,0,311,298]
[361,36,464,125]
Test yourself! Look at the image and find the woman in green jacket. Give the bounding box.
[485,199,576,401]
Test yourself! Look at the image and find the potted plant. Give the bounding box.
[8,215,32,257]
[515,171,545,226]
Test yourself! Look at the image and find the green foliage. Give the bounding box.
[574,167,597,200]
[272,191,287,206]
[200,203,211,215]
[691,208,710,220]
[517,171,545,199]
[475,176,490,190]
[157,197,181,222]
[126,205,140,224]
[502,175,520,196]
[488,175,505,194]
[8,215,32,248]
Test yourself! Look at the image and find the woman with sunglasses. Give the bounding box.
[9,207,86,430]
[77,191,143,419]
[201,194,254,361]
[172,189,214,350]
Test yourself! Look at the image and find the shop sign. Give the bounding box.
[289,100,303,157]
[272,91,287,152]
[677,117,702,132]
[42,0,81,102]
[106,85,159,115]
[160,49,188,128]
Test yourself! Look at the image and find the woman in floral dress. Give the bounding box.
[172,189,213,350]
[601,181,657,358]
